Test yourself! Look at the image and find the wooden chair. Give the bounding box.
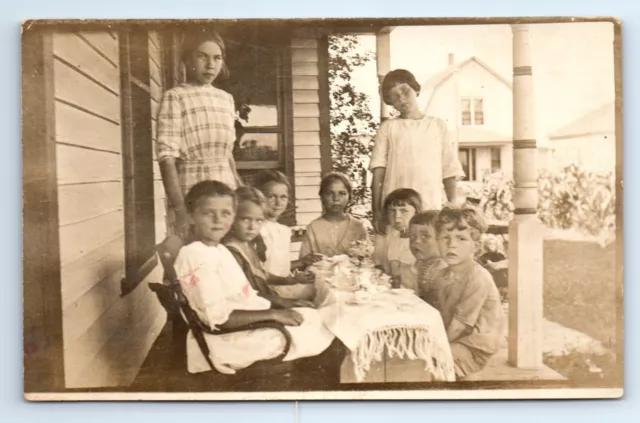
[146,235,296,390]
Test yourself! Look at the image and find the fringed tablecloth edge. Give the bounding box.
[350,325,456,383]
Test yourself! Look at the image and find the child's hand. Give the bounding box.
[292,271,316,285]
[390,276,402,289]
[373,211,386,235]
[289,299,316,309]
[272,309,304,326]
[301,254,323,267]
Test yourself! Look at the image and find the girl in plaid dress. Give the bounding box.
[157,29,243,238]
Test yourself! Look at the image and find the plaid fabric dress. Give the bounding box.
[156,83,238,195]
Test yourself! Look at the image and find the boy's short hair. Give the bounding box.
[252,170,291,194]
[383,188,423,213]
[185,180,236,213]
[435,205,488,241]
[235,186,268,210]
[319,172,353,202]
[409,210,439,227]
[381,69,421,106]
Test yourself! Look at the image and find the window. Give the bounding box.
[459,148,477,181]
[215,28,294,224]
[490,147,502,173]
[217,32,288,172]
[119,30,157,295]
[461,97,484,126]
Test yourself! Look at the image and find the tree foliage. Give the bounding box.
[328,35,379,218]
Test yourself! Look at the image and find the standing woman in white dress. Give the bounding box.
[369,69,465,268]
[156,29,243,238]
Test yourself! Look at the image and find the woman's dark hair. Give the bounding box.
[184,180,236,213]
[252,170,292,194]
[180,28,230,81]
[319,172,353,204]
[383,188,423,214]
[380,69,421,106]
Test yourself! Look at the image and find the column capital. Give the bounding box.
[511,23,531,34]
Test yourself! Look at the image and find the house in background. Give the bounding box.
[544,101,616,173]
[419,54,514,184]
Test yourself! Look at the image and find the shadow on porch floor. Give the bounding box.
[128,318,347,393]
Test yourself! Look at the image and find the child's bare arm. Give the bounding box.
[443,177,457,204]
[220,308,303,329]
[159,159,190,237]
[371,168,386,233]
[446,319,468,343]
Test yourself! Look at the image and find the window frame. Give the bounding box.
[459,147,477,181]
[119,29,158,296]
[233,49,286,171]
[490,147,502,173]
[460,96,484,126]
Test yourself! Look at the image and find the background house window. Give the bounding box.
[461,97,484,126]
[490,147,501,172]
[458,147,477,181]
[119,30,157,295]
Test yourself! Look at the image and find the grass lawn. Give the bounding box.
[541,239,620,383]
[543,239,618,348]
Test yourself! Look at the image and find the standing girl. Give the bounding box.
[299,172,368,258]
[157,29,243,238]
[370,69,465,232]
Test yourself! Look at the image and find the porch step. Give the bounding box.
[463,347,566,381]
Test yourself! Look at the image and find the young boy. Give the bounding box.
[407,211,448,305]
[432,205,505,379]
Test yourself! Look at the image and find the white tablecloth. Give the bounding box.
[313,273,456,383]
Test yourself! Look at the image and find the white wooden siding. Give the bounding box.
[291,32,324,228]
[53,31,166,389]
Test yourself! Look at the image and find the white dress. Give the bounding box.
[369,115,465,209]
[260,220,293,278]
[173,242,334,374]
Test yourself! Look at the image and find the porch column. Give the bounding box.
[376,29,391,121]
[508,24,544,369]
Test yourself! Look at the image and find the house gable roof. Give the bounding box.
[422,56,512,92]
[420,56,512,112]
[549,101,615,140]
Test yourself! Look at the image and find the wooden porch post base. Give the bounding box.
[507,216,545,369]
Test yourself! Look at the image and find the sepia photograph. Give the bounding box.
[22,16,623,401]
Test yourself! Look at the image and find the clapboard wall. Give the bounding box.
[52,30,166,389]
[291,30,325,227]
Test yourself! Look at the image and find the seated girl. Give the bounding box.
[299,172,368,258]
[253,170,323,276]
[173,180,334,375]
[225,186,319,304]
[478,236,508,300]
[374,188,423,288]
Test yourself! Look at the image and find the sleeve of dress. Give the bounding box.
[228,93,237,158]
[369,120,390,170]
[156,89,183,162]
[440,119,466,180]
[299,224,315,259]
[173,246,232,329]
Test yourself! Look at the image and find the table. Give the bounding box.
[310,260,456,384]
